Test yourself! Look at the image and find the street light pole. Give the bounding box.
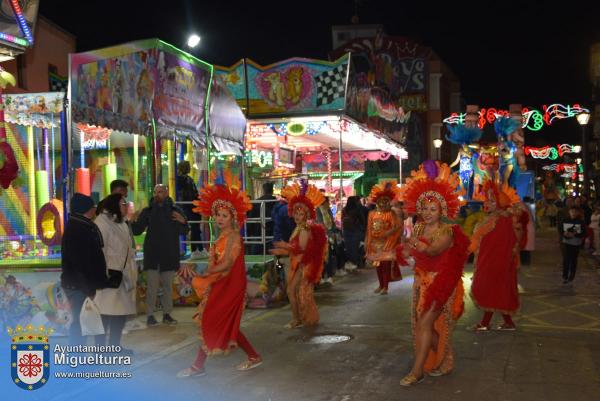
[576,112,591,196]
[433,138,443,161]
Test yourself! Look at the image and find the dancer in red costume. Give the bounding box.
[397,161,470,386]
[470,180,520,331]
[271,180,327,328]
[177,176,262,378]
[365,181,403,295]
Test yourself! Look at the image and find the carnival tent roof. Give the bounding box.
[69,38,245,152]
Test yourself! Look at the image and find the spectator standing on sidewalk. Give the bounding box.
[131,184,189,326]
[317,196,343,280]
[94,194,137,350]
[61,193,107,345]
[342,196,367,270]
[176,161,206,258]
[559,206,586,284]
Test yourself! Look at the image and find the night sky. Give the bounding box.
[40,0,600,147]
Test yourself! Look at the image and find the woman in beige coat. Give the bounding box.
[94,193,137,348]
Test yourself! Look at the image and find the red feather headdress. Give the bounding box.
[280,179,325,219]
[192,170,252,224]
[473,180,520,210]
[400,160,465,219]
[368,180,402,204]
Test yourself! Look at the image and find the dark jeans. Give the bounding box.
[563,244,580,281]
[190,221,204,252]
[185,207,203,252]
[95,315,126,346]
[343,230,364,266]
[64,288,87,345]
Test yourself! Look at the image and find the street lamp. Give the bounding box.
[187,34,201,48]
[433,138,443,160]
[576,112,590,195]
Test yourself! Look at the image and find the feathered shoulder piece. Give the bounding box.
[445,124,482,145]
[494,116,520,139]
[368,180,402,204]
[280,179,325,219]
[473,179,520,210]
[399,160,465,219]
[192,170,252,224]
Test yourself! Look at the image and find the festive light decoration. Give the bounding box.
[541,163,580,173]
[443,104,589,131]
[557,144,581,156]
[247,119,407,159]
[9,0,34,45]
[525,144,582,160]
[0,32,28,47]
[524,146,558,160]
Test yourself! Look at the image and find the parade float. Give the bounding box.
[443,103,590,199]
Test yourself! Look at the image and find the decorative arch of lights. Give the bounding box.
[524,144,581,160]
[443,104,589,132]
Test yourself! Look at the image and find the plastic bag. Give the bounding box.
[79,297,105,336]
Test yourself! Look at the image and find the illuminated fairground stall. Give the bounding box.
[0,92,71,333]
[68,39,246,308]
[68,39,215,207]
[216,55,407,200]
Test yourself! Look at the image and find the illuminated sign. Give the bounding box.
[245,150,273,168]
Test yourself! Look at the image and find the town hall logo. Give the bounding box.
[8,325,53,390]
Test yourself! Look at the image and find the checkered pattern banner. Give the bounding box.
[315,63,347,107]
[49,72,67,92]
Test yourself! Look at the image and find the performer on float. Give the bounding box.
[397,160,470,386]
[446,124,482,199]
[494,116,521,188]
[177,176,262,378]
[365,181,403,295]
[470,179,521,331]
[270,180,327,328]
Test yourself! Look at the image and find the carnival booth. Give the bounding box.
[69,39,249,308]
[217,55,407,199]
[0,92,71,333]
[69,39,214,207]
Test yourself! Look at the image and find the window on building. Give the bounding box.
[48,64,58,75]
[16,54,26,89]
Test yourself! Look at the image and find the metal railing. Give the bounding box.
[176,198,277,264]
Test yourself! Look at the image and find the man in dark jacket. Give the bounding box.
[176,161,205,256]
[271,199,296,286]
[131,184,189,326]
[61,193,107,345]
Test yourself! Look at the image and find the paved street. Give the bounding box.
[5,224,600,401]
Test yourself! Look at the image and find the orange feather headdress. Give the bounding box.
[368,180,402,204]
[400,160,465,219]
[192,170,252,224]
[473,180,520,210]
[280,179,325,219]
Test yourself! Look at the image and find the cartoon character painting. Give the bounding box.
[286,67,304,104]
[264,72,286,106]
[0,275,40,332]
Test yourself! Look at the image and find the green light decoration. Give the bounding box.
[522,109,544,131]
[286,122,306,137]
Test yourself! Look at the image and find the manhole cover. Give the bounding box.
[298,333,353,344]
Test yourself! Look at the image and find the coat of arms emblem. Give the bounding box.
[8,324,53,390]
